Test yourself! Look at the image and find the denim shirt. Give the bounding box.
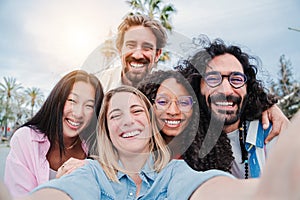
[33,157,232,199]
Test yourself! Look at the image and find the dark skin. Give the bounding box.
[46,137,85,171]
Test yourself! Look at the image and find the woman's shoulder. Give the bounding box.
[85,159,103,171]
[10,126,46,144]
[164,159,188,171]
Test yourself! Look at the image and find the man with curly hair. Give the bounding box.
[177,37,289,179]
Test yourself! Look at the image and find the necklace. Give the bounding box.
[239,122,249,179]
[65,137,79,150]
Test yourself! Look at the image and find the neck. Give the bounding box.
[63,136,80,150]
[119,152,150,174]
[163,134,183,159]
[163,135,174,144]
[224,121,240,134]
[121,72,134,87]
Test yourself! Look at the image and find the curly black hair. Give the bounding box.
[137,70,200,158]
[175,37,278,173]
[187,37,278,121]
[173,61,233,172]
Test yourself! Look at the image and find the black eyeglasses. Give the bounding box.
[153,94,194,112]
[203,71,247,89]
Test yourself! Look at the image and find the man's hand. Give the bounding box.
[261,105,290,144]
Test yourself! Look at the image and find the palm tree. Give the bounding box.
[127,0,176,31]
[0,77,23,138]
[127,0,176,64]
[24,87,44,117]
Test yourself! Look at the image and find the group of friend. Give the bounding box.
[3,14,299,200]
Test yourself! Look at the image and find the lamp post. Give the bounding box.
[288,27,300,32]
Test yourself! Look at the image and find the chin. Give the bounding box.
[163,130,181,137]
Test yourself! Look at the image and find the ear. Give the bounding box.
[154,49,162,62]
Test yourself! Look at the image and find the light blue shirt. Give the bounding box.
[33,158,233,199]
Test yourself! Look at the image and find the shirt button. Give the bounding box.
[129,192,133,196]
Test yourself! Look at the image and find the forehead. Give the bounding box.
[123,25,157,46]
[207,53,244,73]
[108,92,144,111]
[157,78,190,97]
[71,81,95,97]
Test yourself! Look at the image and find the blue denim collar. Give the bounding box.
[117,154,157,181]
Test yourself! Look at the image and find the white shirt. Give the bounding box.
[97,66,122,92]
[227,120,277,179]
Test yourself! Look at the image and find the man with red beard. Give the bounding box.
[178,37,289,179]
[99,14,167,92]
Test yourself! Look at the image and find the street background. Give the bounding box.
[0,142,10,182]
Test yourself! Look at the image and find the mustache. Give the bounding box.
[208,94,242,105]
[125,57,150,64]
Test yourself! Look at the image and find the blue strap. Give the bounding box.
[245,122,272,178]
[256,122,272,148]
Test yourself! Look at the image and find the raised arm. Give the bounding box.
[255,111,300,199]
[190,110,300,200]
[261,104,290,144]
[190,176,258,200]
[17,188,71,200]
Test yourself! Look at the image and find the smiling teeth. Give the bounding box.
[67,119,80,127]
[122,130,141,138]
[130,63,144,68]
[215,102,233,106]
[165,120,180,125]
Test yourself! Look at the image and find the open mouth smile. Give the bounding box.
[121,130,141,138]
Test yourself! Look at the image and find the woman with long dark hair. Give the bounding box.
[4,70,104,198]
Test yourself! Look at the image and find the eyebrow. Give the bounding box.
[108,104,144,115]
[130,104,144,109]
[69,92,95,103]
[125,40,137,45]
[125,40,154,48]
[108,108,121,116]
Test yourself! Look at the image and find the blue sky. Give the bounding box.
[0,0,299,95]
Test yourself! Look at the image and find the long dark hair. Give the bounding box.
[22,70,104,156]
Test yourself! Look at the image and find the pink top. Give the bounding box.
[4,126,88,198]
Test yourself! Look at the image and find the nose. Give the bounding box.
[123,112,135,126]
[72,104,84,118]
[131,47,144,59]
[166,101,181,115]
[219,77,234,95]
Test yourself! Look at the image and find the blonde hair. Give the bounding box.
[94,86,170,181]
[116,14,167,52]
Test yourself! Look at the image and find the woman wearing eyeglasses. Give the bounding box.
[138,69,234,172]
[138,70,202,159]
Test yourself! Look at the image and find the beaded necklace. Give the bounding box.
[238,121,249,179]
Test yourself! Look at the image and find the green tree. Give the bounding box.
[0,77,23,137]
[127,0,176,31]
[24,87,44,117]
[270,55,300,119]
[13,94,29,129]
